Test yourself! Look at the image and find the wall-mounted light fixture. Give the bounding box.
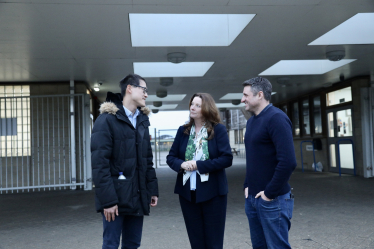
[231,100,241,105]
[326,45,345,61]
[167,52,186,64]
[160,77,173,87]
[153,101,162,107]
[156,90,167,98]
[94,82,103,92]
[277,77,291,87]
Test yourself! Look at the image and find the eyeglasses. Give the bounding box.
[129,84,148,94]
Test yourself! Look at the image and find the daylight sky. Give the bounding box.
[148,110,190,137]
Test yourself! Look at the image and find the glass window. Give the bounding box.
[0,85,30,157]
[313,96,322,134]
[326,87,352,106]
[327,112,335,137]
[337,109,353,137]
[293,102,300,136]
[338,144,354,169]
[302,99,310,136]
[234,129,244,144]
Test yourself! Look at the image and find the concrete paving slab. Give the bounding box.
[1,158,374,248]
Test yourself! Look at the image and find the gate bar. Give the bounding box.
[70,80,76,190]
[2,183,85,191]
[154,128,157,168]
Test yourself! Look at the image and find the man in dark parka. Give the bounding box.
[91,74,158,249]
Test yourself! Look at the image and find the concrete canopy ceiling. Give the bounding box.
[0,0,373,110]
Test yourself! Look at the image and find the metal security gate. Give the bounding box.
[0,94,92,193]
[155,129,177,167]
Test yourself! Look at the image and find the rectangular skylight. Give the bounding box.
[220,93,244,100]
[129,14,255,47]
[259,59,356,76]
[134,62,214,77]
[220,92,276,100]
[146,94,187,102]
[216,103,245,108]
[309,13,374,45]
[147,104,178,110]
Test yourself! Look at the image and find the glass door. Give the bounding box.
[326,106,355,174]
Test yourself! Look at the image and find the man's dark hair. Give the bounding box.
[242,77,272,102]
[119,74,146,97]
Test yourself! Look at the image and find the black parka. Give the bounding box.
[91,92,158,216]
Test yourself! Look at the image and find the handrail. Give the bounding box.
[300,140,317,172]
[336,139,356,176]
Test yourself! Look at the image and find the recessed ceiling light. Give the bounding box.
[156,90,167,98]
[93,83,101,92]
[147,104,178,110]
[220,92,276,100]
[216,103,245,108]
[232,100,241,105]
[160,77,174,87]
[146,94,187,102]
[309,13,374,45]
[129,14,255,47]
[134,62,214,77]
[153,101,162,107]
[220,93,243,100]
[259,59,356,76]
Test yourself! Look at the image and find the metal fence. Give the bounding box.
[0,94,92,194]
[152,129,177,167]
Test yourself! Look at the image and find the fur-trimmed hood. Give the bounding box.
[99,102,151,116]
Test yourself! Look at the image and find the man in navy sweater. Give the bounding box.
[241,77,297,249]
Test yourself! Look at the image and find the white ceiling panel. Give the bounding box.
[309,13,374,45]
[0,59,36,81]
[76,59,134,84]
[1,0,132,3]
[216,103,245,108]
[220,92,276,100]
[0,1,373,110]
[33,4,136,59]
[228,0,320,5]
[259,59,357,76]
[147,104,178,110]
[146,94,187,102]
[133,0,230,5]
[25,59,82,80]
[133,62,214,77]
[220,93,244,100]
[129,14,255,47]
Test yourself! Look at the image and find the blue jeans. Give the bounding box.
[245,191,294,249]
[101,213,144,249]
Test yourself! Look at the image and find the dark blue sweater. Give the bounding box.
[244,105,297,199]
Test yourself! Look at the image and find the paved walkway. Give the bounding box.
[1,158,374,249]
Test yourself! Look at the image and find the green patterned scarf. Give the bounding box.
[183,124,210,186]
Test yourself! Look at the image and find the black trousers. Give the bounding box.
[179,191,227,249]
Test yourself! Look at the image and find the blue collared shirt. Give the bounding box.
[123,106,140,128]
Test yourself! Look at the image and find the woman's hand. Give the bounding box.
[181,161,193,171]
[187,160,198,171]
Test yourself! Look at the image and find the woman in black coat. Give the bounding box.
[167,93,233,249]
